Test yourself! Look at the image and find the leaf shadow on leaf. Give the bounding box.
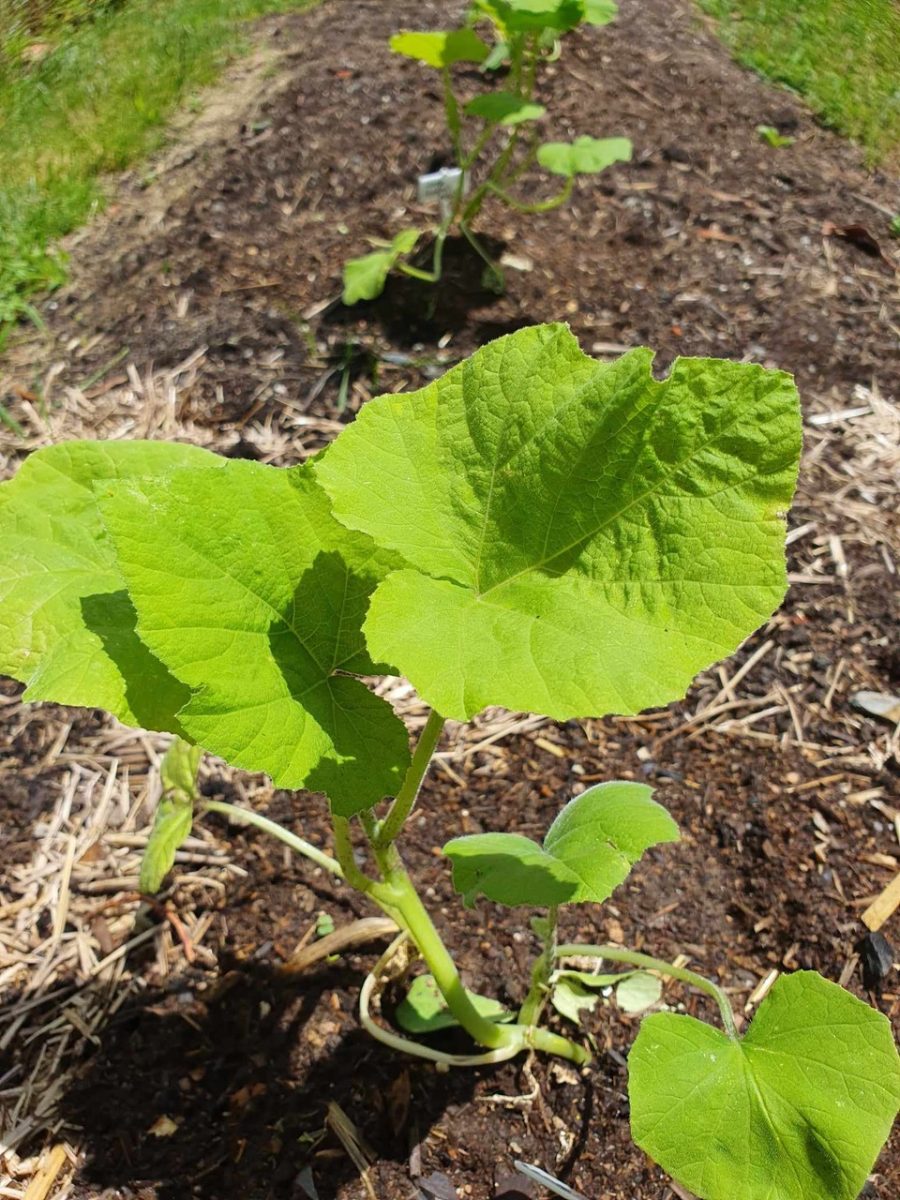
[264,551,409,806]
[80,590,191,737]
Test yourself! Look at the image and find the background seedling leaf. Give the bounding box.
[483,0,585,34]
[629,971,900,1200]
[537,135,632,176]
[316,324,801,722]
[390,29,489,68]
[615,971,661,1013]
[0,439,220,732]
[343,229,421,305]
[395,974,511,1034]
[582,0,618,25]
[465,92,546,125]
[99,459,410,814]
[444,782,678,907]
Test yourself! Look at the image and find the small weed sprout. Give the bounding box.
[342,0,632,303]
[2,326,898,1199]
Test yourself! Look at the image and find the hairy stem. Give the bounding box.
[375,710,445,848]
[518,906,558,1027]
[487,176,573,214]
[204,799,343,878]
[556,943,738,1038]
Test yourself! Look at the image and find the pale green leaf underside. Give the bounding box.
[395,974,511,1034]
[537,135,633,177]
[444,781,678,907]
[316,323,801,722]
[389,29,489,68]
[583,0,618,26]
[465,92,546,125]
[343,229,420,305]
[139,790,194,895]
[0,439,221,733]
[98,460,410,814]
[629,971,900,1200]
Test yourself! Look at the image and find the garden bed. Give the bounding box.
[0,0,898,1197]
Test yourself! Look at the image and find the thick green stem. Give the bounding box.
[204,799,343,879]
[380,863,588,1063]
[375,710,445,848]
[556,943,738,1039]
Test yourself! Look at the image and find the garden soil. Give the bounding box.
[1,0,898,1198]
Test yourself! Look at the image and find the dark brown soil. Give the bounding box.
[1,0,898,1198]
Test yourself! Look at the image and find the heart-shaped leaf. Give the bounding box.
[480,0,585,34]
[537,135,632,177]
[395,974,512,1034]
[390,29,489,68]
[343,228,421,305]
[98,459,410,813]
[316,324,801,723]
[582,0,618,25]
[465,92,546,125]
[443,781,679,907]
[629,971,900,1200]
[0,439,221,733]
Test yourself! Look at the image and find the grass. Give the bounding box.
[696,0,900,166]
[0,0,315,340]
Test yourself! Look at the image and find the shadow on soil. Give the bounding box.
[325,233,535,348]
[57,946,490,1200]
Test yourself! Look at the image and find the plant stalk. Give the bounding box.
[556,943,739,1038]
[204,799,343,878]
[518,906,558,1027]
[375,709,445,847]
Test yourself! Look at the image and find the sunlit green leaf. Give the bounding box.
[465,92,546,125]
[537,135,632,176]
[582,0,618,25]
[630,971,900,1200]
[0,440,220,733]
[484,0,585,34]
[390,29,489,68]
[395,974,512,1034]
[443,781,679,907]
[342,229,421,305]
[316,323,801,723]
[98,459,410,813]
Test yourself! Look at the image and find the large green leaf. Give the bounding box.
[443,781,678,907]
[98,459,410,814]
[0,439,220,732]
[316,324,801,722]
[390,29,489,68]
[629,971,900,1200]
[537,135,632,177]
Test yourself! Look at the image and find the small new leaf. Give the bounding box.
[550,968,627,1023]
[582,0,618,25]
[615,970,661,1013]
[98,459,410,813]
[395,974,511,1034]
[465,92,546,126]
[390,29,489,68]
[343,229,421,305]
[537,135,632,177]
[443,781,679,907]
[316,324,801,723]
[481,0,585,34]
[0,440,221,733]
[629,971,900,1200]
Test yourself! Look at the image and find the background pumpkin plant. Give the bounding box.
[2,324,897,1200]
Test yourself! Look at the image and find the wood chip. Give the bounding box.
[861,873,900,933]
